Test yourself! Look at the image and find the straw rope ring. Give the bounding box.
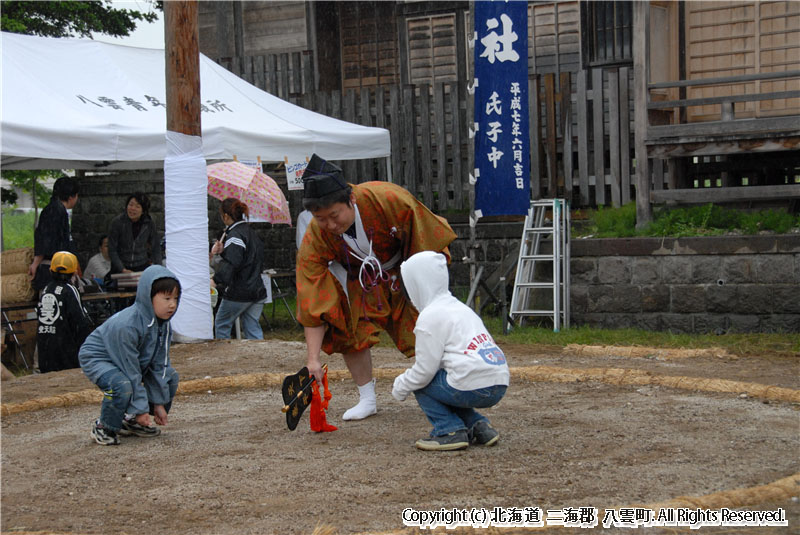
[2,363,798,533]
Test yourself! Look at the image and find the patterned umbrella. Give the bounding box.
[207,161,291,224]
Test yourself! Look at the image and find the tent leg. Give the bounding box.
[386,157,392,183]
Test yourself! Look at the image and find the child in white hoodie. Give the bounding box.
[392,251,509,451]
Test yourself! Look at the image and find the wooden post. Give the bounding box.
[468,1,477,305]
[633,1,653,227]
[165,1,201,136]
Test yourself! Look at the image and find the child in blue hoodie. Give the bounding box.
[79,265,181,446]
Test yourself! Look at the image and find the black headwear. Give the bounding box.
[302,154,347,199]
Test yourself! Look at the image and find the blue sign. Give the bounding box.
[474,0,530,216]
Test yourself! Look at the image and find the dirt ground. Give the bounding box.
[1,339,798,535]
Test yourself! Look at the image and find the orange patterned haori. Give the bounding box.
[296,181,457,357]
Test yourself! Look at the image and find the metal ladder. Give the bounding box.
[509,199,570,331]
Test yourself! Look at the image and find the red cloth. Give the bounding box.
[310,370,337,433]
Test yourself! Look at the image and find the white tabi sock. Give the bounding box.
[342,378,377,420]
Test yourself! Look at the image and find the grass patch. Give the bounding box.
[577,202,800,238]
[482,320,800,358]
[261,295,799,358]
[1,208,35,249]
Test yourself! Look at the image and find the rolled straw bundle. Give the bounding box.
[1,247,34,275]
[1,273,35,304]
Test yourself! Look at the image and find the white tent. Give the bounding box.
[0,32,390,169]
[1,32,391,340]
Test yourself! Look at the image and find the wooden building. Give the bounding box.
[198,1,800,222]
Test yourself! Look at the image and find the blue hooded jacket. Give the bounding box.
[79,265,180,415]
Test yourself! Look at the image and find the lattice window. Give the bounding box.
[407,14,458,85]
[580,1,633,67]
[340,2,398,90]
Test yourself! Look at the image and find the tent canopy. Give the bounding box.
[0,32,390,170]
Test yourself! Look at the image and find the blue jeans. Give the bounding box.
[413,369,507,437]
[215,299,264,340]
[95,368,179,431]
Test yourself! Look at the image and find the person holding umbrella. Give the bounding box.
[210,198,267,339]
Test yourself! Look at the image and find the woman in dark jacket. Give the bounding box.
[108,192,162,273]
[210,198,267,339]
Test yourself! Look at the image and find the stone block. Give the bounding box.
[601,313,633,328]
[726,315,761,333]
[671,285,706,313]
[705,284,738,313]
[662,256,692,284]
[759,314,800,333]
[631,258,660,284]
[448,241,466,262]
[692,256,723,284]
[485,241,507,262]
[589,285,641,313]
[795,253,800,284]
[756,255,794,284]
[629,313,662,332]
[569,285,589,313]
[641,285,669,312]
[736,285,775,314]
[721,256,756,283]
[770,285,800,314]
[597,257,631,284]
[570,258,597,284]
[693,314,729,334]
[660,313,694,333]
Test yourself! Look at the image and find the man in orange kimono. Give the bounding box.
[296,154,457,420]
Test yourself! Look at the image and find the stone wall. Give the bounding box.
[569,235,800,334]
[70,172,799,333]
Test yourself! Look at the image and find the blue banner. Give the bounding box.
[474,0,530,217]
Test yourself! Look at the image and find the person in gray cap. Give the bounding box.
[295,154,457,421]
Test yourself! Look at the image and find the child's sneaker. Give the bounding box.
[91,420,119,446]
[469,421,499,446]
[119,417,161,437]
[415,429,469,451]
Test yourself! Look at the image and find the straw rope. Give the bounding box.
[3,365,798,417]
[565,344,735,360]
[361,472,800,535]
[2,362,797,535]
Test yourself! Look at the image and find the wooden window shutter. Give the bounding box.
[407,14,458,85]
[340,2,398,90]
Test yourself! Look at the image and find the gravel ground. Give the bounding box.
[1,339,798,534]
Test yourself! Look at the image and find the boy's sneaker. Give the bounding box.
[470,421,499,446]
[91,420,119,446]
[119,417,161,437]
[415,429,469,451]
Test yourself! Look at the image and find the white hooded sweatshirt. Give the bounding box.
[392,251,510,401]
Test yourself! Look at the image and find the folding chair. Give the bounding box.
[261,270,299,330]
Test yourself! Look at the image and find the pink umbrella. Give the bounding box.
[207,161,291,225]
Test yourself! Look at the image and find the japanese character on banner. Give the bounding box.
[473,0,530,217]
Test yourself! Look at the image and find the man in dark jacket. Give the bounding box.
[28,176,80,292]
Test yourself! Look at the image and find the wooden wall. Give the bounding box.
[206,0,798,212]
[198,1,308,60]
[685,1,800,121]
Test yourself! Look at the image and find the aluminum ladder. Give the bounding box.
[509,199,570,331]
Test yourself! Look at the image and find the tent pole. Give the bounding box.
[386,157,392,183]
[164,0,213,340]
